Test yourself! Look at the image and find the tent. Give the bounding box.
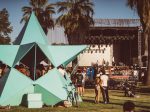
[0,12,87,106]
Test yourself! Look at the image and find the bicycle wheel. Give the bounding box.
[74,91,79,107]
[67,92,74,106]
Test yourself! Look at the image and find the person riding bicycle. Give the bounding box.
[123,80,136,97]
[66,82,80,107]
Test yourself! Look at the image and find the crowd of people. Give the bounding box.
[0,60,142,110]
[0,60,54,80]
[56,65,110,106]
[61,63,146,105]
[65,65,110,104]
[14,63,53,80]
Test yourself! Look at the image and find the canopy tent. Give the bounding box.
[0,12,87,106]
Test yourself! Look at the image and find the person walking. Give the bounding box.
[100,69,109,104]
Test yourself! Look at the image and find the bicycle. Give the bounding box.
[65,82,79,107]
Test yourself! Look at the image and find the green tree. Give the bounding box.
[56,0,94,44]
[21,0,55,34]
[127,0,150,85]
[0,8,12,44]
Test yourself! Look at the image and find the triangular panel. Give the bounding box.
[48,45,87,67]
[34,84,62,105]
[20,13,49,45]
[63,54,78,67]
[0,69,10,96]
[13,43,35,67]
[13,21,28,45]
[37,43,55,66]
[0,45,19,67]
[0,85,34,106]
[35,68,68,101]
[0,68,33,105]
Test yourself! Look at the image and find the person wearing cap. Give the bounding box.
[100,69,109,104]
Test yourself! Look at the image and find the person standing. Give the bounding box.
[94,76,102,103]
[76,69,83,96]
[100,69,109,104]
[58,65,67,80]
[93,64,98,81]
[81,68,86,96]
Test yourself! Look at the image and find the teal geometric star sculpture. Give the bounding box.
[0,12,87,106]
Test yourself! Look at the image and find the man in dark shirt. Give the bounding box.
[76,69,83,96]
[93,65,98,80]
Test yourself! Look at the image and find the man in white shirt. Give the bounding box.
[100,70,109,104]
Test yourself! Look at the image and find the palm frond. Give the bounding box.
[21,0,55,34]
[56,0,94,39]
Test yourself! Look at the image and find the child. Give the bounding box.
[94,77,102,103]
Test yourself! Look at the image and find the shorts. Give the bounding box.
[77,82,83,87]
[77,84,83,87]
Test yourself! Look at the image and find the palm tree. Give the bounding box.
[127,0,150,85]
[21,0,55,34]
[56,0,94,44]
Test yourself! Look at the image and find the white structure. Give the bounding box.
[78,45,113,66]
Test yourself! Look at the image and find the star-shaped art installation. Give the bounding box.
[0,13,87,106]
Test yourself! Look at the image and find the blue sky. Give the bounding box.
[0,0,139,41]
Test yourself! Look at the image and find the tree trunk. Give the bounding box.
[144,33,148,56]
[146,33,150,85]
